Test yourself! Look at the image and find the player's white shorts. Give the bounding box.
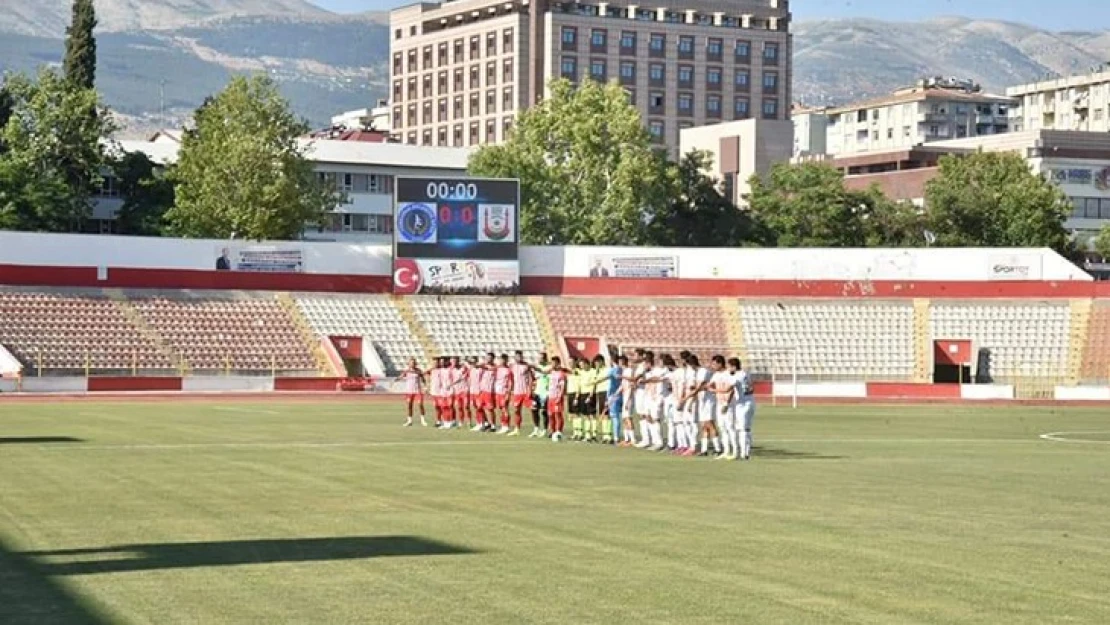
[716,401,736,430]
[678,400,695,424]
[652,396,669,421]
[697,399,716,423]
[621,392,634,418]
[662,397,677,422]
[634,389,649,416]
[734,400,755,431]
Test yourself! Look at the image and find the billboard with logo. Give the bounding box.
[393,177,520,294]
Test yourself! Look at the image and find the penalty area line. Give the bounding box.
[1038,431,1110,445]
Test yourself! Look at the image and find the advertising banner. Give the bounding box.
[587,254,678,279]
[987,254,1041,281]
[393,258,519,295]
[214,245,304,273]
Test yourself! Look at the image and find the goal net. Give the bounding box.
[614,343,798,408]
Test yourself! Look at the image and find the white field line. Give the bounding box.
[22,437,1051,452]
[1038,431,1110,445]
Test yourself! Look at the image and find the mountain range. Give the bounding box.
[1,1,1109,135]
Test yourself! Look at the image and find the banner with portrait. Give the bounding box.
[586,254,678,279]
[214,245,305,273]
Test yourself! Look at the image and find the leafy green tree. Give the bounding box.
[647,150,770,247]
[924,151,1071,252]
[0,68,113,231]
[112,151,174,236]
[468,78,669,245]
[1093,224,1110,261]
[64,0,98,89]
[0,86,12,152]
[166,75,337,240]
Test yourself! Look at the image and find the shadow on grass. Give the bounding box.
[0,437,85,445]
[24,536,478,576]
[0,537,110,625]
[753,446,846,460]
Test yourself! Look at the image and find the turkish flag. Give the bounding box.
[393,258,423,294]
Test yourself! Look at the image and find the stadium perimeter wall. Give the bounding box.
[0,231,1107,297]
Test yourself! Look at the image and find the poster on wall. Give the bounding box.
[392,258,520,295]
[587,254,678,279]
[393,177,520,294]
[987,254,1041,281]
[214,245,305,273]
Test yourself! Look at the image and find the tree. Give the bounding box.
[64,0,98,89]
[0,68,114,231]
[924,151,1071,252]
[469,78,669,245]
[166,76,337,240]
[112,151,174,236]
[1094,224,1110,261]
[647,150,770,247]
[0,86,12,152]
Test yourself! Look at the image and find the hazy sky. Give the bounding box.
[309,0,1109,31]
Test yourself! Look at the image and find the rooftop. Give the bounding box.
[825,88,1015,116]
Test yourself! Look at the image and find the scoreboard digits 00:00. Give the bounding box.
[425,181,479,201]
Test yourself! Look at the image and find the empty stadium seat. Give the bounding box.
[411,297,544,362]
[930,302,1070,381]
[546,299,729,363]
[295,295,424,374]
[740,300,915,380]
[130,295,316,374]
[1079,301,1110,383]
[0,290,173,372]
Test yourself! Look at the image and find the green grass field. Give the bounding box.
[1,399,1109,624]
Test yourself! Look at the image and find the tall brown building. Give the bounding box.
[389,0,791,152]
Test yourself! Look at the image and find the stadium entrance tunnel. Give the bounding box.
[21,536,478,576]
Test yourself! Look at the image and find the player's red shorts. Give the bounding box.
[511,393,530,408]
[547,396,564,414]
[467,393,478,407]
[453,392,466,405]
[479,391,493,409]
[435,395,450,408]
[496,393,509,408]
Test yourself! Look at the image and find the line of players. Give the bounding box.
[398,348,756,460]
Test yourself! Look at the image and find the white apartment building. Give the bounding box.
[791,105,827,158]
[95,135,472,242]
[823,78,1014,156]
[1007,65,1110,132]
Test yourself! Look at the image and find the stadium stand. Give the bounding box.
[1080,301,1110,383]
[129,294,317,374]
[740,300,915,380]
[545,298,730,361]
[294,295,425,374]
[930,302,1071,381]
[411,297,545,362]
[0,290,174,373]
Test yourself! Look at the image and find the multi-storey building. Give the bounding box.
[1007,65,1110,132]
[94,134,472,242]
[388,0,792,152]
[822,77,1013,157]
[791,104,827,159]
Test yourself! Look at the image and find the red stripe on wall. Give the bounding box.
[273,377,345,391]
[866,382,961,399]
[87,376,183,392]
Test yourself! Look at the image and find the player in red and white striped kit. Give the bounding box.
[494,354,514,434]
[508,350,534,437]
[431,357,451,428]
[448,356,467,429]
[546,357,568,442]
[475,353,497,432]
[398,358,428,427]
[465,356,482,429]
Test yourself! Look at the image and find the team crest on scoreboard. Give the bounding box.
[478,204,515,243]
[397,202,437,244]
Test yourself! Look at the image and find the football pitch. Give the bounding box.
[1,399,1108,624]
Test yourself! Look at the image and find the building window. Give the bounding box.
[438,43,448,67]
[437,71,447,94]
[677,35,695,58]
[392,52,402,75]
[453,96,463,119]
[393,80,402,102]
[620,31,636,53]
[394,28,402,40]
[503,28,514,53]
[707,67,722,86]
[734,97,749,118]
[590,59,607,81]
[620,61,636,83]
[763,71,778,91]
[763,41,779,63]
[454,68,464,92]
[503,58,513,83]
[470,36,480,60]
[735,69,750,88]
[503,116,513,137]
[406,78,416,100]
[470,65,480,89]
[422,75,432,98]
[707,37,723,61]
[503,87,514,111]
[649,63,665,85]
[422,46,432,70]
[648,120,664,143]
[678,92,693,114]
[486,61,497,85]
[392,106,402,128]
[561,56,577,80]
[625,88,636,105]
[562,26,578,49]
[422,129,432,145]
[422,102,432,124]
[591,29,608,50]
[454,39,464,63]
[486,89,497,114]
[469,123,479,144]
[470,93,480,116]
[407,131,417,145]
[406,104,416,126]
[438,98,448,122]
[887,128,893,139]
[762,98,778,119]
[649,91,665,113]
[407,50,417,73]
[453,124,464,146]
[707,94,721,116]
[486,32,497,57]
[649,33,666,57]
[677,65,693,88]
[735,40,751,61]
[438,127,448,146]
[486,119,496,142]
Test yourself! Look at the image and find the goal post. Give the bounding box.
[614,343,798,408]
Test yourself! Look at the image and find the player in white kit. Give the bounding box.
[728,357,756,460]
[619,353,638,446]
[712,357,738,460]
[694,355,722,457]
[637,352,666,451]
[632,350,653,449]
[675,352,698,456]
